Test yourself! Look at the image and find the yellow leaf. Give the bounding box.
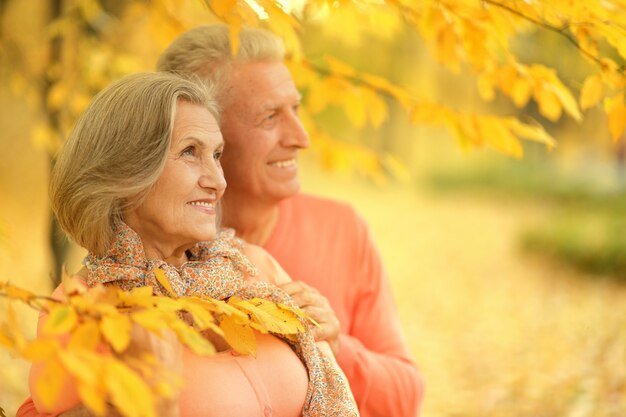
[21,339,60,362]
[219,314,257,356]
[153,296,184,313]
[343,87,367,128]
[325,55,357,78]
[243,298,305,334]
[511,78,532,108]
[508,120,557,149]
[209,0,237,16]
[600,58,625,89]
[479,118,523,158]
[154,379,182,401]
[497,65,518,96]
[228,19,242,56]
[552,84,582,122]
[436,26,460,72]
[169,318,216,356]
[105,358,156,417]
[154,268,177,298]
[176,298,220,332]
[382,153,411,181]
[101,312,132,353]
[477,73,495,101]
[364,89,388,128]
[604,94,626,142]
[129,286,155,298]
[62,272,86,296]
[287,60,318,88]
[131,309,170,333]
[4,303,25,349]
[42,305,78,336]
[320,3,363,46]
[77,382,107,417]
[58,349,103,387]
[580,74,604,110]
[68,321,101,351]
[80,285,121,313]
[306,80,331,114]
[536,88,562,122]
[184,296,248,320]
[361,73,395,93]
[4,282,37,303]
[33,359,66,410]
[119,286,156,308]
[0,324,14,349]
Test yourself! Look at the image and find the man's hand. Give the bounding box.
[279,281,341,355]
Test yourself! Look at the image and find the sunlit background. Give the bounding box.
[1,1,625,416]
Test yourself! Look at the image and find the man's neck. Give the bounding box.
[221,195,280,246]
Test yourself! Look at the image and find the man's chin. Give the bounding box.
[269,181,301,202]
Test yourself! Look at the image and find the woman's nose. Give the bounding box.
[199,164,227,194]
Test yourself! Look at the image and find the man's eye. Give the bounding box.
[214,151,223,160]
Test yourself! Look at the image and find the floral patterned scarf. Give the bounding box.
[84,222,358,417]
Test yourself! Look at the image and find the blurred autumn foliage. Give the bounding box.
[2,0,625,163]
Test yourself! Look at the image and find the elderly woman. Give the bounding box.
[18,72,358,417]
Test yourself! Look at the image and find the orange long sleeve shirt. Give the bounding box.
[263,194,424,417]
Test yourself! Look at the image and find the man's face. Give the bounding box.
[219,60,310,205]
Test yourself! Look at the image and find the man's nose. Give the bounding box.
[280,111,310,149]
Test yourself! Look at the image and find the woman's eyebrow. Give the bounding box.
[179,136,225,149]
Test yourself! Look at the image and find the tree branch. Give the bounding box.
[482,0,623,71]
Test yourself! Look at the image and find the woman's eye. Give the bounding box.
[181,146,195,157]
[214,151,223,160]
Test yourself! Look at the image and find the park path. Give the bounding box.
[302,165,626,417]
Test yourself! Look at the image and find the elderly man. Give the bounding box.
[157,25,423,417]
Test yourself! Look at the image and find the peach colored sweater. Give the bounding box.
[264,194,424,417]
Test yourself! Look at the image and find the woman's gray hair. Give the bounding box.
[156,24,285,94]
[50,72,219,255]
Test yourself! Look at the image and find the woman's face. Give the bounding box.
[124,101,226,259]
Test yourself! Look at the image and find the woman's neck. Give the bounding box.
[143,243,190,267]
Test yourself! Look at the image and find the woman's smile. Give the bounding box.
[188,199,217,214]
